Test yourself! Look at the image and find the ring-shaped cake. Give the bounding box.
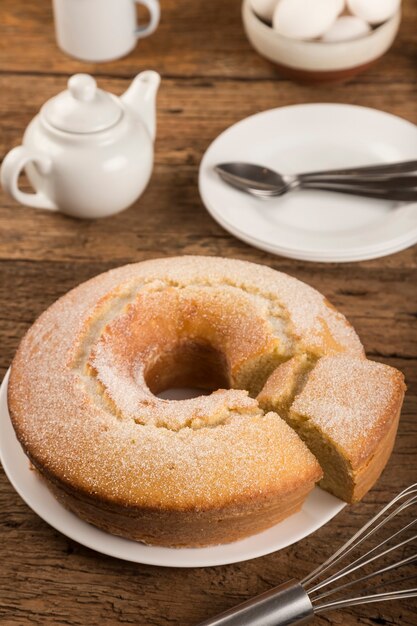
[8,257,405,546]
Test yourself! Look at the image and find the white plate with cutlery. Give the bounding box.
[199,104,417,262]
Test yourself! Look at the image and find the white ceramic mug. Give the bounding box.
[52,0,160,62]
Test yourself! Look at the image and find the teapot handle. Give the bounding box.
[134,0,160,39]
[0,146,58,211]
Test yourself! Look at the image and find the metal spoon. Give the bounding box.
[214,162,417,201]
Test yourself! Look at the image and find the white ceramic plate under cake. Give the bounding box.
[0,369,344,567]
[199,104,417,262]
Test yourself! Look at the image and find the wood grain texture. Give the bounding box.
[0,1,416,625]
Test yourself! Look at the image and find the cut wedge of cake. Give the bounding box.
[258,354,406,502]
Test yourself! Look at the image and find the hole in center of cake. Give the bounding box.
[144,340,230,400]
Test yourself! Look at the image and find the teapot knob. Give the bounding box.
[68,74,97,102]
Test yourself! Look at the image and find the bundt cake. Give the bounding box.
[8,256,405,546]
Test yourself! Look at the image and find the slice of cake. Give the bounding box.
[258,354,406,502]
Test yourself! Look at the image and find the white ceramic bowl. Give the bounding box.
[242,0,401,81]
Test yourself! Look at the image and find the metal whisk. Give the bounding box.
[197,484,417,625]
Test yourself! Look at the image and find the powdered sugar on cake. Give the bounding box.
[8,256,369,506]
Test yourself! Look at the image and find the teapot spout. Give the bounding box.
[121,71,160,141]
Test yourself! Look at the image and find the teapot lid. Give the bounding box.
[42,74,122,134]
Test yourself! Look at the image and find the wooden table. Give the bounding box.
[1,1,416,624]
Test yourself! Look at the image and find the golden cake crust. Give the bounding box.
[9,256,373,546]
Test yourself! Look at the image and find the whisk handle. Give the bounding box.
[196,580,313,626]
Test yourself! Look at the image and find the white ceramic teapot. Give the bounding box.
[0,71,160,219]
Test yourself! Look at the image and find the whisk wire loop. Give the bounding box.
[320,516,416,585]
[197,486,417,625]
[314,588,417,614]
[302,484,417,591]
[304,485,417,614]
[312,552,417,604]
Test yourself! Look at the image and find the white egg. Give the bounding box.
[322,15,371,41]
[250,0,280,23]
[347,0,401,25]
[273,0,345,40]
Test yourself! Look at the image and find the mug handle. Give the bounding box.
[134,0,160,39]
[0,146,57,211]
